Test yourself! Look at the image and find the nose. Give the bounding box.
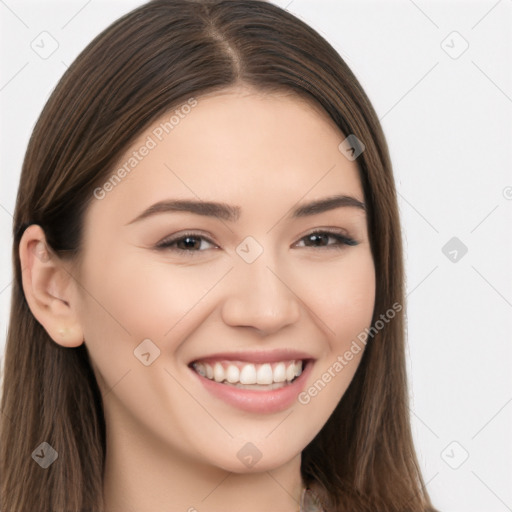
[220,254,301,336]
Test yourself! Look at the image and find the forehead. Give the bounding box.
[86,87,364,228]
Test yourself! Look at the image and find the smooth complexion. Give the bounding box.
[20,85,376,512]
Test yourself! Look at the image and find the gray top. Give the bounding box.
[300,487,327,512]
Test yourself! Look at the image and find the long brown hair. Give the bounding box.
[0,1,438,511]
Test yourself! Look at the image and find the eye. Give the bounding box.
[155,232,218,254]
[294,230,358,250]
[155,229,358,255]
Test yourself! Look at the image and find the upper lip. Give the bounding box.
[189,349,315,365]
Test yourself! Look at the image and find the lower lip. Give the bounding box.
[190,360,314,414]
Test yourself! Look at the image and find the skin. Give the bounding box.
[20,85,376,512]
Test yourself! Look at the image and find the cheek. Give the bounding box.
[78,243,374,396]
[77,250,228,361]
[84,246,210,327]
[80,246,375,352]
[292,251,375,438]
[295,249,376,344]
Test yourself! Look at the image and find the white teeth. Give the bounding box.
[239,364,257,384]
[193,359,304,385]
[213,362,225,382]
[226,365,240,383]
[256,363,273,385]
[224,381,288,391]
[273,362,286,383]
[285,363,295,381]
[194,362,206,377]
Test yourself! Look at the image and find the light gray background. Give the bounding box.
[1,1,511,511]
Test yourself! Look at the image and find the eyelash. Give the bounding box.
[155,229,359,255]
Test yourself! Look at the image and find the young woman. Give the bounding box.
[0,1,439,511]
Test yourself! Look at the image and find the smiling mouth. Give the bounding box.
[190,359,305,391]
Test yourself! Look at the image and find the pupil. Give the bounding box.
[180,236,199,250]
[308,234,327,246]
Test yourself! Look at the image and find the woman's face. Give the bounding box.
[74,86,375,473]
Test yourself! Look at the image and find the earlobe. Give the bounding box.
[19,224,84,348]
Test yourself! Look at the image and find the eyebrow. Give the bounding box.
[125,194,366,225]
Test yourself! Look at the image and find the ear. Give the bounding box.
[19,224,84,348]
